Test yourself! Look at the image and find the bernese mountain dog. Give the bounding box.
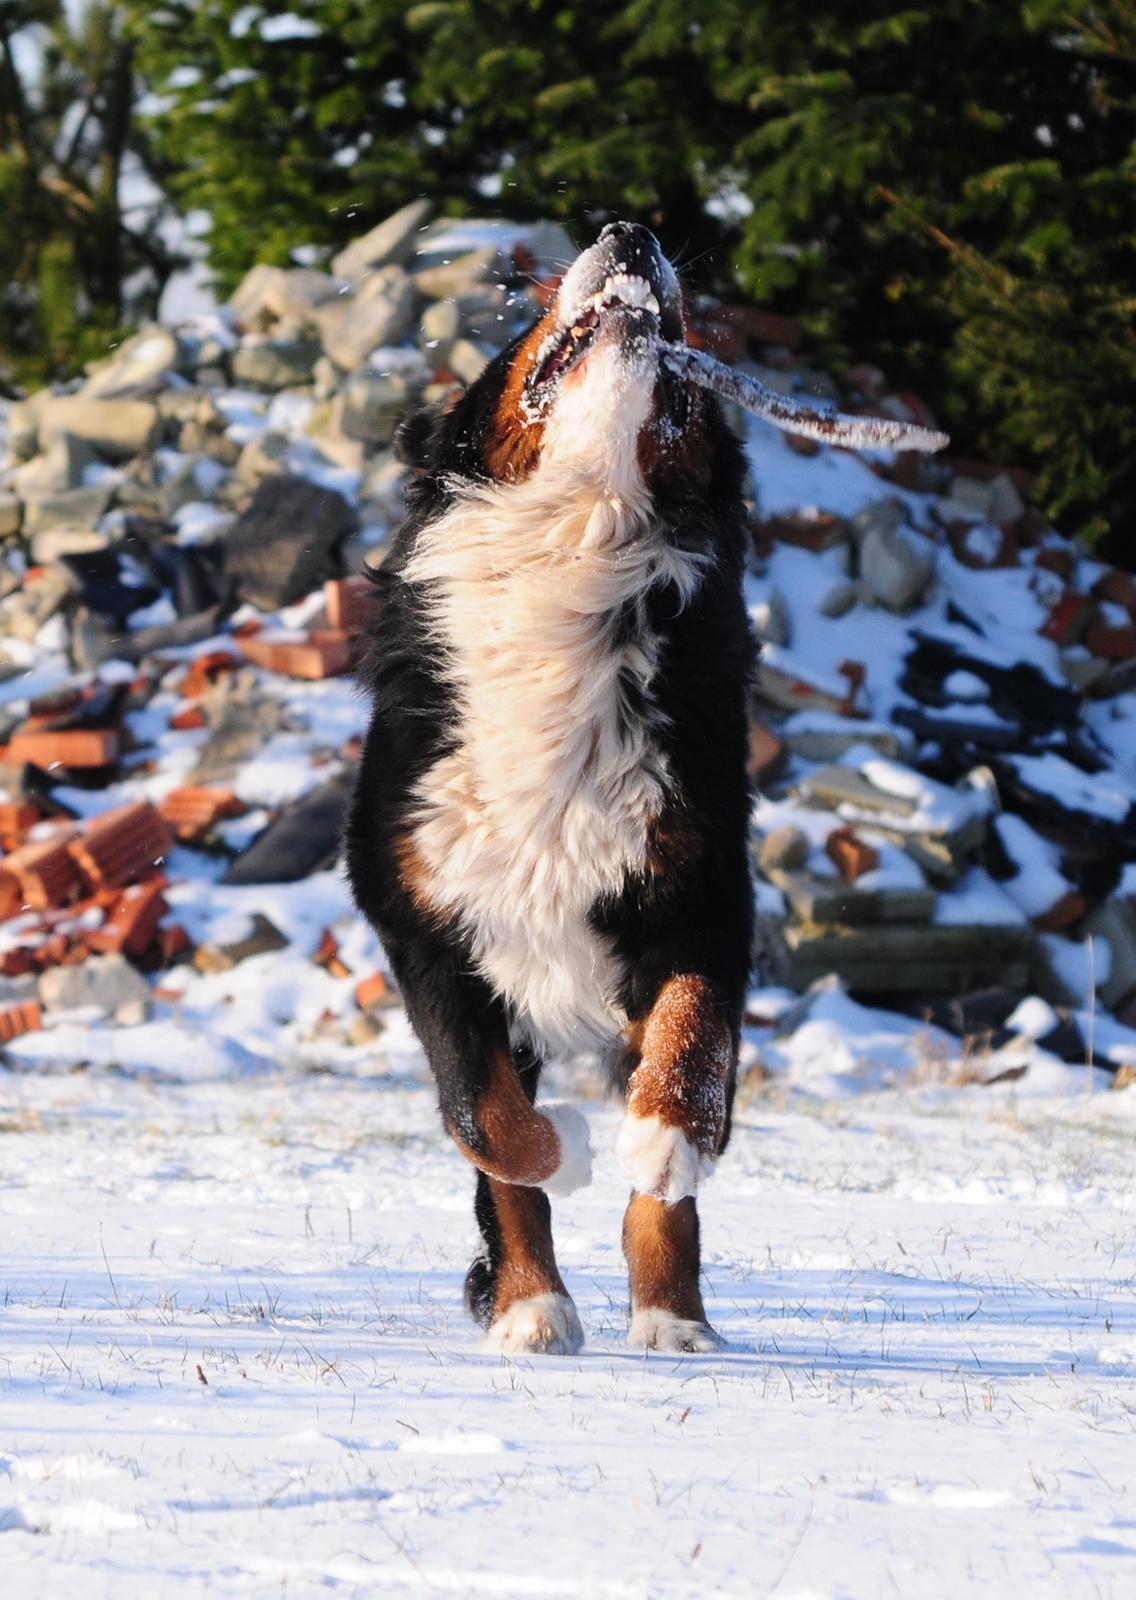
[345,222,754,1355]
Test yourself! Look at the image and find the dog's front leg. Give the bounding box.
[445,1047,590,1356]
[394,950,591,1353]
[617,975,734,1351]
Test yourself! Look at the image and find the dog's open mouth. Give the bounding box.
[530,273,663,393]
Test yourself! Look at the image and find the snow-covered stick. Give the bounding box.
[661,341,950,453]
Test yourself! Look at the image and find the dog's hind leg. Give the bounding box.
[467,1046,584,1355]
[617,975,734,1351]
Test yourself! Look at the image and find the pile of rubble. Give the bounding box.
[1,200,1134,1084]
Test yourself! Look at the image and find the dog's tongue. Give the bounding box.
[662,343,949,453]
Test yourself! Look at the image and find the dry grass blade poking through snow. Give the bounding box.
[662,341,950,453]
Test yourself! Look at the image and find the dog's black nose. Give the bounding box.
[598,221,633,244]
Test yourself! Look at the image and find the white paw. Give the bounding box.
[483,1293,584,1356]
[540,1103,593,1196]
[629,1307,726,1354]
[615,1113,715,1204]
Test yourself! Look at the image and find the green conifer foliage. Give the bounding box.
[1,3,179,388]
[132,4,1136,544]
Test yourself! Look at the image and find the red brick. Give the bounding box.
[314,927,352,980]
[759,511,846,551]
[158,786,246,844]
[0,999,42,1044]
[825,826,881,881]
[170,703,208,731]
[1090,569,1136,618]
[747,722,786,784]
[240,630,352,680]
[1034,546,1077,582]
[1032,890,1088,933]
[86,878,169,957]
[180,650,241,700]
[948,521,1020,570]
[0,827,83,917]
[0,801,44,850]
[0,947,36,977]
[68,802,173,892]
[355,971,391,1011]
[1084,618,1136,661]
[7,727,119,769]
[155,923,191,965]
[1040,591,1093,647]
[325,576,380,635]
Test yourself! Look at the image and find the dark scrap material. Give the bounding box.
[222,775,349,885]
[223,474,357,611]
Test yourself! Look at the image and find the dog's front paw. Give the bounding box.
[629,1307,726,1354]
[616,1113,715,1204]
[484,1293,584,1356]
[540,1103,593,1196]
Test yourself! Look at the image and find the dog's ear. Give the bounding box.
[393,389,464,473]
[392,406,439,472]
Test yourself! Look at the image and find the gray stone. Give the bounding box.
[779,921,1034,998]
[797,765,916,819]
[332,198,434,281]
[83,326,181,398]
[947,475,996,519]
[223,473,357,610]
[757,825,809,874]
[14,432,100,495]
[419,298,462,359]
[229,264,346,327]
[335,371,411,446]
[312,354,344,399]
[29,526,114,563]
[360,454,408,522]
[750,586,790,647]
[447,338,490,386]
[783,719,909,763]
[1059,649,1110,693]
[848,498,905,546]
[819,580,858,618]
[236,431,291,484]
[0,493,23,537]
[22,484,112,537]
[859,520,936,612]
[768,870,937,927]
[1081,900,1136,1010]
[318,267,418,370]
[39,953,151,1021]
[3,567,71,639]
[194,912,289,973]
[39,394,160,459]
[232,337,321,391]
[414,246,502,301]
[7,393,48,459]
[988,472,1026,525]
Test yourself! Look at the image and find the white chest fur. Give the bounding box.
[403,459,703,1056]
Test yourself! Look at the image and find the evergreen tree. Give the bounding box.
[0,1,178,389]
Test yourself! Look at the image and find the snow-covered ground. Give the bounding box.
[3,1047,1135,1597]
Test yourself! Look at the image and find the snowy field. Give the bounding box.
[3,1044,1135,1599]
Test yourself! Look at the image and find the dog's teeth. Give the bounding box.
[645,292,660,316]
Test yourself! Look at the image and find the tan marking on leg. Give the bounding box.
[448,1050,562,1187]
[623,1192,706,1322]
[625,975,732,1157]
[490,1179,568,1318]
